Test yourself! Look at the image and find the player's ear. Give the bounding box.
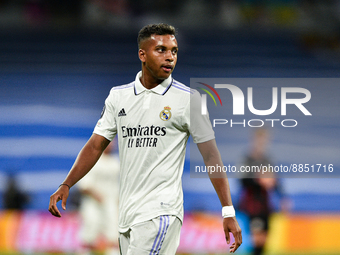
[138,49,146,63]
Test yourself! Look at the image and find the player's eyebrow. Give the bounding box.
[155,45,178,51]
[155,45,166,49]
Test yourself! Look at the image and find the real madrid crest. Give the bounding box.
[160,106,172,121]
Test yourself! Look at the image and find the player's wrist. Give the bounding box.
[222,205,235,218]
[59,183,71,189]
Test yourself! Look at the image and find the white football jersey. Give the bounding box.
[94,71,214,232]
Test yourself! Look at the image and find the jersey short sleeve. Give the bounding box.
[184,89,215,143]
[93,90,117,141]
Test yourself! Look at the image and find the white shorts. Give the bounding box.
[119,215,181,255]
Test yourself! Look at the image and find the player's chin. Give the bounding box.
[158,72,172,80]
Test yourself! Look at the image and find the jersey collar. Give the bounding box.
[134,71,172,95]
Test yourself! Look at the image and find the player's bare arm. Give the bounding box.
[197,139,242,253]
[48,134,110,217]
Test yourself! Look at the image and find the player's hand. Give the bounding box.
[223,216,242,253]
[48,185,69,217]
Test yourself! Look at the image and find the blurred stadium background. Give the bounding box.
[0,0,340,254]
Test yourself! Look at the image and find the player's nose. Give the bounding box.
[165,50,175,61]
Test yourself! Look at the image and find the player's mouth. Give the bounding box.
[161,65,173,73]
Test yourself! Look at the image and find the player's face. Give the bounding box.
[139,34,178,81]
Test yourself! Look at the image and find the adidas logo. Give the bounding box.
[118,108,126,117]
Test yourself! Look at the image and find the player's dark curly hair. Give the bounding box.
[137,23,176,48]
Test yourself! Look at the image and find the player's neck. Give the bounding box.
[140,71,164,90]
